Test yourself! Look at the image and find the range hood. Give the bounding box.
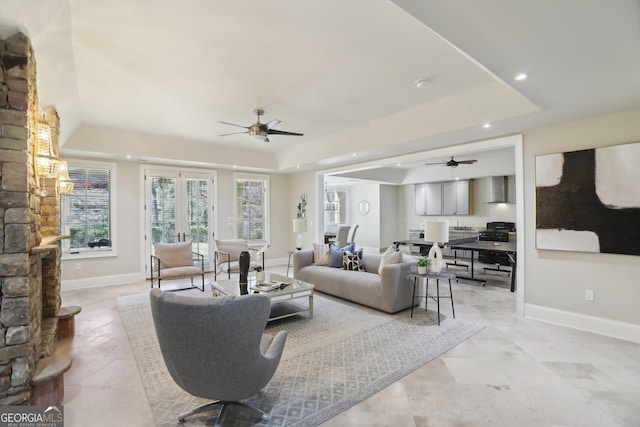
[489,176,508,203]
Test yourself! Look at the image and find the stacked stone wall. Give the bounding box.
[0,32,59,405]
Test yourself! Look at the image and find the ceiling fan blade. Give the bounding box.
[267,129,304,136]
[219,131,249,137]
[424,161,446,166]
[217,121,249,129]
[456,160,478,164]
[265,119,281,130]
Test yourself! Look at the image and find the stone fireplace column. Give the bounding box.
[0,32,65,406]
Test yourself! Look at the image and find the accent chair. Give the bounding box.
[214,239,264,279]
[150,242,205,291]
[149,289,287,425]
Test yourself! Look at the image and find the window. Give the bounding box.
[59,161,116,258]
[234,173,268,243]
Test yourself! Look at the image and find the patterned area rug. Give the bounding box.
[118,287,483,426]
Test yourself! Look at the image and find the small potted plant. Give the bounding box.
[417,256,429,275]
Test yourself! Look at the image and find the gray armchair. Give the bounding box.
[149,289,287,425]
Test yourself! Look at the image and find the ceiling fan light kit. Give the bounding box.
[218,109,303,143]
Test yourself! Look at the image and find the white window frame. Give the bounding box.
[60,160,117,260]
[233,173,269,245]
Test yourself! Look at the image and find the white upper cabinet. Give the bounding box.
[442,181,470,215]
[415,180,470,215]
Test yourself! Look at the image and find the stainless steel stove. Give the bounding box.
[478,222,515,270]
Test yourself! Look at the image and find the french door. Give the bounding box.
[144,168,216,275]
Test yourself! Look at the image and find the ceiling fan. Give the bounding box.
[425,156,478,168]
[218,109,303,143]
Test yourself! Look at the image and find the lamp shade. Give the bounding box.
[293,218,307,233]
[425,221,449,244]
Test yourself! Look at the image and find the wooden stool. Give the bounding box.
[57,306,81,339]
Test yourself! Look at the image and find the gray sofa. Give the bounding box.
[292,250,415,314]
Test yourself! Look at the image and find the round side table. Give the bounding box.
[410,271,456,325]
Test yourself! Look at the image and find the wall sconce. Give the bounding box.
[58,161,74,194]
[36,122,62,178]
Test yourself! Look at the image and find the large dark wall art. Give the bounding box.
[536,141,640,256]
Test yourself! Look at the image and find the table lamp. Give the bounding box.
[425,220,449,273]
[293,218,307,250]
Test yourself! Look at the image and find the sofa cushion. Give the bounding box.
[154,242,193,268]
[313,243,330,265]
[378,245,403,275]
[329,242,355,268]
[343,249,365,271]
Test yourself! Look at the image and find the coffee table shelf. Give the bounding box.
[211,274,314,322]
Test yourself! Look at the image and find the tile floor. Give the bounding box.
[59,266,640,427]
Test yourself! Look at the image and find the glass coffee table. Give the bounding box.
[211,274,314,322]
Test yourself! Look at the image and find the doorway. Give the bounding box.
[144,167,216,275]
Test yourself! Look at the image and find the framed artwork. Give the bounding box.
[535,141,640,256]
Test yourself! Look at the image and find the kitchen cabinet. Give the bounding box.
[414,180,470,215]
[414,183,426,215]
[442,181,470,215]
[414,183,442,215]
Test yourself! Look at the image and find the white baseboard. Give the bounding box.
[61,258,293,291]
[525,303,640,344]
[62,272,143,291]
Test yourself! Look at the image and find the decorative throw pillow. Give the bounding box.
[343,249,365,271]
[313,243,330,265]
[329,242,355,268]
[378,245,403,275]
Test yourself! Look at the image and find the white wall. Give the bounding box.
[523,109,640,341]
[61,159,142,288]
[287,171,317,250]
[398,176,517,235]
[61,163,293,289]
[348,183,381,252]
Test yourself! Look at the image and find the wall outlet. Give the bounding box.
[585,290,594,302]
[74,263,82,271]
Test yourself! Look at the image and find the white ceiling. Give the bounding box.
[1,0,639,173]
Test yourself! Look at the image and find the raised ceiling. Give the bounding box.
[1,0,639,172]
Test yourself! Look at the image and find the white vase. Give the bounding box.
[256,271,265,282]
[418,266,427,275]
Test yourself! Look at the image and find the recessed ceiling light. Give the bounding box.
[296,165,300,169]
[514,73,528,81]
[126,154,132,159]
[483,123,491,129]
[396,163,402,167]
[352,153,357,157]
[415,78,430,88]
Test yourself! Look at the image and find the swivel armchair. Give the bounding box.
[150,289,287,425]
